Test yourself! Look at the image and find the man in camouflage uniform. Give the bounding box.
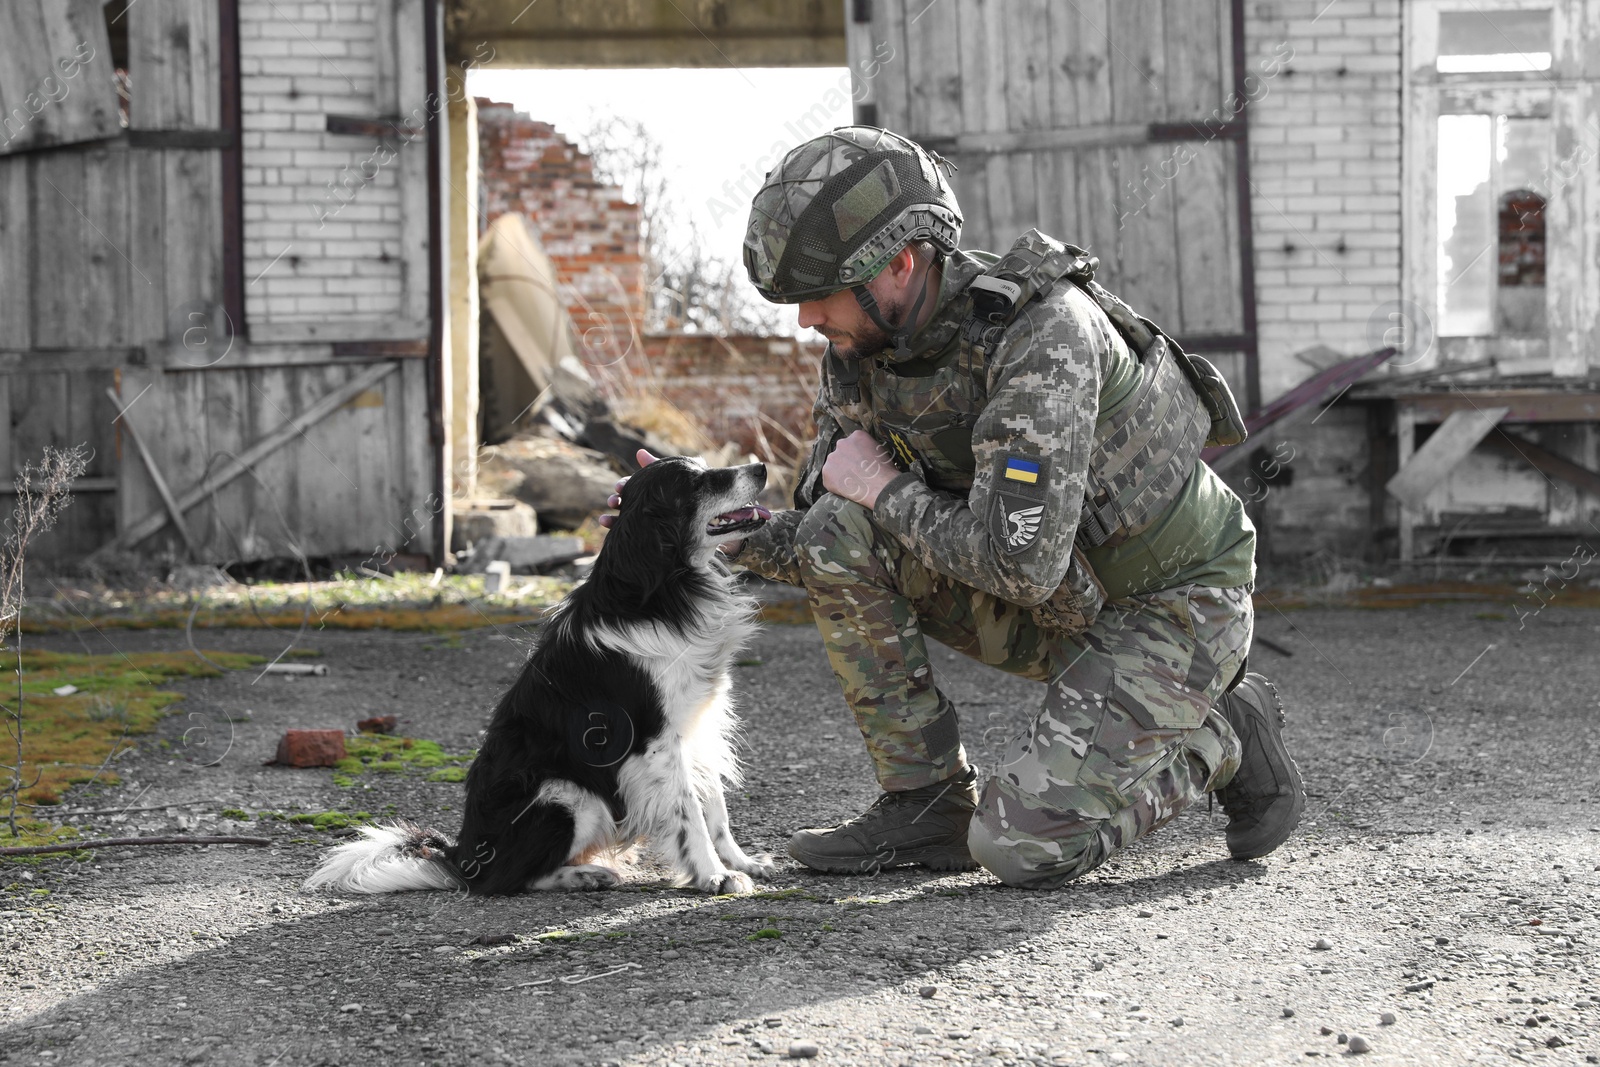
[715,127,1304,888]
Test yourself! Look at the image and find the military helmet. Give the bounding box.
[743,127,962,304]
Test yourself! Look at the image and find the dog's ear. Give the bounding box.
[596,479,678,604]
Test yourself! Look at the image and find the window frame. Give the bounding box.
[1402,0,1590,375]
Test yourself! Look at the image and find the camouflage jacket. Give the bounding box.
[739,233,1127,626]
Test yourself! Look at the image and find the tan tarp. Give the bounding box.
[477,213,603,442]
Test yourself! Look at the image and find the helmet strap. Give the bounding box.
[851,257,935,360]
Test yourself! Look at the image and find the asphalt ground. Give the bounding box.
[2,596,1597,1066]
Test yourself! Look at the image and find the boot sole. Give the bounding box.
[787,842,979,875]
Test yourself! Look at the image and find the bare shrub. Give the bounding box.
[2,444,89,836]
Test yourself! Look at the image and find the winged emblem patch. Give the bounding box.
[1005,505,1044,550]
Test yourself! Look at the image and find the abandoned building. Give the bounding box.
[0,0,1596,570]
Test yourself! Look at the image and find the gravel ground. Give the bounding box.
[2,596,1597,1066]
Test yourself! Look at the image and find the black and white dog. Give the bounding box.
[305,456,776,896]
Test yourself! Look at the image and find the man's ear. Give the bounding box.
[887,245,919,287]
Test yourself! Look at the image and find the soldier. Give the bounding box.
[618,127,1304,888]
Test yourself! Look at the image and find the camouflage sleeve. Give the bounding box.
[731,400,844,586]
[871,286,1114,607]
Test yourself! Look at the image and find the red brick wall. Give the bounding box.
[640,334,825,455]
[475,98,824,457]
[476,99,647,349]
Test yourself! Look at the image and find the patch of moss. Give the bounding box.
[24,574,570,635]
[0,820,82,861]
[284,811,373,832]
[334,735,473,786]
[746,927,782,941]
[219,809,250,821]
[750,888,819,901]
[0,648,265,810]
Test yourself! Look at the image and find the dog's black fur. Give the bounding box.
[306,456,774,896]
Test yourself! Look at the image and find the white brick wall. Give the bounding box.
[239,0,407,329]
[1246,0,1403,401]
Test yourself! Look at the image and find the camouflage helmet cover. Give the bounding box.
[743,126,963,303]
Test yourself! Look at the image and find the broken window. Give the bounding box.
[1436,112,1550,338]
[1436,8,1551,73]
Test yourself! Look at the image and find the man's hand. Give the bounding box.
[596,448,657,530]
[822,430,900,510]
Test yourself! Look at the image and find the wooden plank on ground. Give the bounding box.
[1385,406,1510,511]
[92,360,399,556]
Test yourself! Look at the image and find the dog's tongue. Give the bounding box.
[716,505,772,525]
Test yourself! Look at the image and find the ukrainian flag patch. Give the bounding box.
[1003,457,1041,484]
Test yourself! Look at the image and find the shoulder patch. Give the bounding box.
[991,452,1049,555]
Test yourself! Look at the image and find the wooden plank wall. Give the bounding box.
[0,0,120,156]
[0,1,437,567]
[115,359,435,565]
[853,0,1243,343]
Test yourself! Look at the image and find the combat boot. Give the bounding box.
[788,767,979,874]
[1214,673,1305,859]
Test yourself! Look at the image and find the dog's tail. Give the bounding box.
[304,820,464,895]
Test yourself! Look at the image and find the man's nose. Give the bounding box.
[796,300,825,330]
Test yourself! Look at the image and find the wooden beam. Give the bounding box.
[1483,428,1600,498]
[1400,391,1600,424]
[91,361,399,556]
[1385,406,1510,510]
[105,387,197,557]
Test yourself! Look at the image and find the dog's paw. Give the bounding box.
[530,864,621,892]
[732,852,778,881]
[700,870,755,895]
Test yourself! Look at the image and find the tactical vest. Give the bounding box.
[821,230,1246,552]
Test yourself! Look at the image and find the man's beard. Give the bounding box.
[821,288,914,360]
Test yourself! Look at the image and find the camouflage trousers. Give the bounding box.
[792,493,1253,889]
